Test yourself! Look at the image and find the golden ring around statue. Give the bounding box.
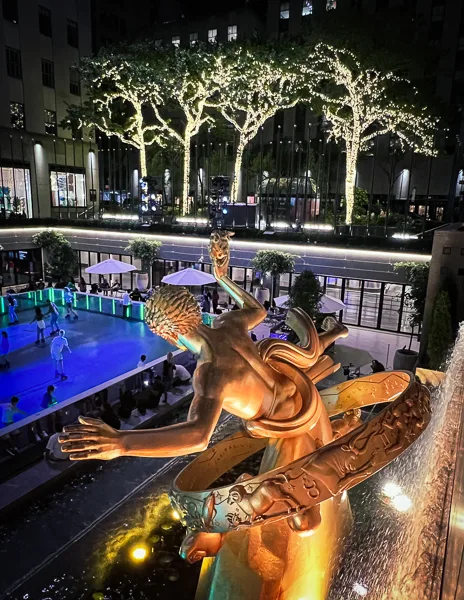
[171,373,431,534]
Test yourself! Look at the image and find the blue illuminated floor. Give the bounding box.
[0,309,174,426]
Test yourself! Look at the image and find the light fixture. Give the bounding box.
[101,214,139,221]
[131,545,148,561]
[353,582,368,597]
[382,482,401,499]
[391,494,412,512]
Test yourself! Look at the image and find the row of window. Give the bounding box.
[3,0,79,47]
[164,25,238,48]
[10,101,56,135]
[6,47,81,95]
[280,1,313,19]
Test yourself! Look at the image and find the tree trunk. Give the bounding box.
[139,143,147,179]
[182,138,191,213]
[230,140,246,204]
[345,148,357,225]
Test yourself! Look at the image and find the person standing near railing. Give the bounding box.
[64,288,78,321]
[45,299,60,336]
[7,294,18,325]
[122,291,131,319]
[1,331,10,367]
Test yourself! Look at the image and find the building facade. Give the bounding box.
[0,0,98,221]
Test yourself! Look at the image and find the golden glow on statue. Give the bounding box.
[59,230,431,599]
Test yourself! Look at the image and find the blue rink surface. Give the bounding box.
[0,308,174,426]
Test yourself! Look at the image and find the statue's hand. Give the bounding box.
[59,416,124,461]
[209,230,234,280]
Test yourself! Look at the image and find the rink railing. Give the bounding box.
[0,288,146,321]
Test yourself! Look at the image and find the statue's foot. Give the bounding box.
[288,505,322,537]
[180,531,224,564]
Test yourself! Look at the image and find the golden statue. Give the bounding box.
[60,231,431,600]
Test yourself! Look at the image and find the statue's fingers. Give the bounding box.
[62,424,100,434]
[78,416,104,426]
[61,440,107,452]
[59,432,101,443]
[69,449,101,461]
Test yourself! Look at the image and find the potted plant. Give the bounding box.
[125,238,162,290]
[288,270,323,320]
[251,249,295,303]
[392,261,429,371]
[33,229,78,283]
[427,289,453,370]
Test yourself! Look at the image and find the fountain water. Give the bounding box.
[329,323,464,600]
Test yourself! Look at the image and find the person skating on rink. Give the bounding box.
[51,329,71,380]
[64,288,78,321]
[7,294,19,325]
[30,306,46,345]
[45,299,60,335]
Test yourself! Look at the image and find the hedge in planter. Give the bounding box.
[251,250,295,299]
[288,270,322,320]
[32,229,78,283]
[125,238,162,289]
[427,289,453,370]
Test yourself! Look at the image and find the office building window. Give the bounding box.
[38,5,52,36]
[172,36,180,48]
[3,0,18,23]
[190,32,198,46]
[228,25,237,41]
[44,109,57,135]
[154,39,162,47]
[302,0,313,16]
[41,59,55,88]
[10,102,25,129]
[6,47,21,78]
[50,168,86,207]
[326,0,336,9]
[443,246,451,255]
[67,19,78,48]
[0,166,32,218]
[70,68,80,95]
[431,5,444,21]
[280,2,290,19]
[208,28,217,43]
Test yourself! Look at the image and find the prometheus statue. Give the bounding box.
[60,231,431,600]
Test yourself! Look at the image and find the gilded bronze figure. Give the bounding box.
[59,231,431,600]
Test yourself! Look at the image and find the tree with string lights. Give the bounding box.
[210,41,302,205]
[306,42,437,225]
[67,44,175,179]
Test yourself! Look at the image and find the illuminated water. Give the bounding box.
[329,323,464,600]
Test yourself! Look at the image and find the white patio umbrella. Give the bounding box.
[85,258,137,275]
[273,294,346,313]
[161,268,216,286]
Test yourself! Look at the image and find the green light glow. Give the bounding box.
[99,297,102,312]
[86,295,89,310]
[112,299,116,315]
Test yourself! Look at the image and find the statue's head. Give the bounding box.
[145,285,201,347]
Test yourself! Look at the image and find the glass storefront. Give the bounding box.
[0,249,42,291]
[73,250,414,335]
[50,168,86,208]
[0,165,32,218]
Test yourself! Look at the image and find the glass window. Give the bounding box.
[69,67,80,95]
[0,166,32,218]
[44,109,56,135]
[228,25,237,41]
[6,47,21,78]
[3,0,18,23]
[380,283,401,331]
[280,2,290,19]
[302,0,313,15]
[443,246,451,254]
[67,19,78,48]
[172,36,180,47]
[208,28,217,43]
[360,281,381,329]
[400,285,414,334]
[343,280,362,325]
[50,168,86,207]
[38,5,51,36]
[10,102,25,129]
[41,59,55,88]
[431,5,444,21]
[326,0,336,9]
[190,32,198,46]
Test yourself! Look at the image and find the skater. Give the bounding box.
[122,291,131,319]
[7,294,18,325]
[64,287,78,320]
[50,329,71,380]
[45,299,60,335]
[30,306,46,345]
[1,331,10,367]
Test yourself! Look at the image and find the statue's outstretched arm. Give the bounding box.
[209,231,266,330]
[60,366,223,461]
